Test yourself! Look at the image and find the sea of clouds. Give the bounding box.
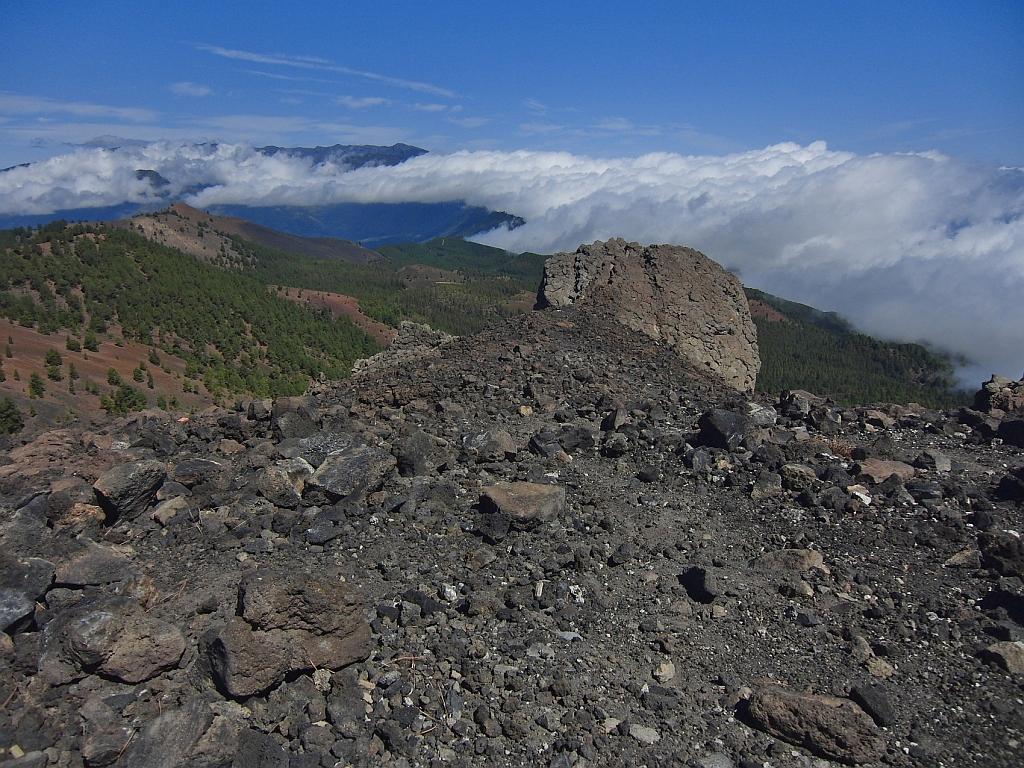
[1,140,1021,382]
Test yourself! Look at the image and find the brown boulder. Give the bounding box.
[746,685,885,764]
[480,482,566,529]
[981,641,1024,674]
[537,239,760,391]
[854,459,916,484]
[205,569,371,698]
[755,549,828,573]
[39,596,185,685]
[973,374,1024,413]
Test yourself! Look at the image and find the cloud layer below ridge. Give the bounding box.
[1,140,1021,381]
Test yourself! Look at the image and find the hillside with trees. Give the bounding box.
[0,210,971,435]
[0,221,381,419]
[229,233,540,336]
[747,288,967,408]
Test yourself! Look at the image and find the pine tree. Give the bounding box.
[0,397,21,435]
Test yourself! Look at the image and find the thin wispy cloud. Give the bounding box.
[337,96,391,109]
[170,82,212,97]
[0,93,157,122]
[448,116,489,129]
[1,140,1021,380]
[593,117,662,137]
[518,123,567,135]
[413,103,448,113]
[197,44,457,98]
[275,88,334,98]
[242,69,306,82]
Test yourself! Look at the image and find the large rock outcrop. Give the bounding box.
[538,238,760,391]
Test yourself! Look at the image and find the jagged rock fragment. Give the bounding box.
[979,531,1024,578]
[306,443,396,501]
[93,460,166,521]
[745,685,885,764]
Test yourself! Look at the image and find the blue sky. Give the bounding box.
[2,1,1023,380]
[1,0,1021,168]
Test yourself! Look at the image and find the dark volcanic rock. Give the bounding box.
[54,541,135,586]
[997,410,1024,448]
[121,697,214,768]
[694,408,751,451]
[2,278,1023,768]
[0,555,55,600]
[0,589,35,632]
[172,457,233,490]
[92,460,166,521]
[979,531,1024,577]
[306,443,396,501]
[849,685,897,727]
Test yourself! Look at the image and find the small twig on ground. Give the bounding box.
[382,654,426,668]
[2,684,19,708]
[115,730,136,761]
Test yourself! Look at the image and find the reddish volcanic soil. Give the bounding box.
[747,299,788,322]
[0,319,213,429]
[273,288,397,346]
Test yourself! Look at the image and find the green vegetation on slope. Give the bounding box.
[377,238,547,283]
[0,221,381,400]
[230,234,543,336]
[747,288,968,408]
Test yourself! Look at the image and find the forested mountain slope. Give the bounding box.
[0,221,380,411]
[747,287,967,408]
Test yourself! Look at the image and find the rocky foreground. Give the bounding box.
[0,308,1021,768]
[1,239,1023,768]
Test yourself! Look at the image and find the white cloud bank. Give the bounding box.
[1,140,1021,381]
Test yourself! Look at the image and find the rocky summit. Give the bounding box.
[1,253,1023,768]
[538,239,760,392]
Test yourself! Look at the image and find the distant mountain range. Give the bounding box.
[254,142,427,169]
[111,202,383,264]
[0,143,524,245]
[202,202,523,247]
